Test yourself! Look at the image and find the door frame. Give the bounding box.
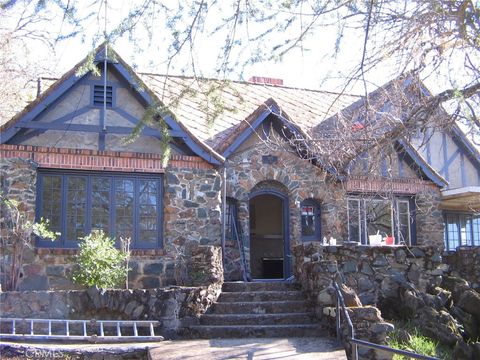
[249,188,291,279]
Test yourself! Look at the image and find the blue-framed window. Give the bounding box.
[301,199,321,241]
[36,171,163,249]
[444,212,480,251]
[347,196,415,245]
[91,83,115,108]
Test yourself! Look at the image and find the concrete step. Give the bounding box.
[222,281,299,292]
[210,300,309,314]
[187,324,328,339]
[200,313,314,325]
[217,290,304,302]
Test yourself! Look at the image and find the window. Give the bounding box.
[92,84,113,107]
[37,171,163,248]
[301,200,321,241]
[347,197,414,245]
[444,213,480,251]
[225,197,238,240]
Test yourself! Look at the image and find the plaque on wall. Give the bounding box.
[262,155,278,164]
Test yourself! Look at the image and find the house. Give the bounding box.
[0,45,478,290]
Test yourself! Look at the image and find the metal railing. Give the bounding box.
[0,318,163,342]
[333,282,439,360]
[232,215,250,282]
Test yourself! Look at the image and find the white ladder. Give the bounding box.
[0,318,163,342]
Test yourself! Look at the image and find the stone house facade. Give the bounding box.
[0,45,478,290]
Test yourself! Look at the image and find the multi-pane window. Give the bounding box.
[347,197,414,245]
[37,171,163,248]
[225,198,238,240]
[444,213,480,251]
[301,200,321,241]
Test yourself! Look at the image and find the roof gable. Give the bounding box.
[0,44,223,165]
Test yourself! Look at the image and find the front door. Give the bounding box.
[249,191,290,279]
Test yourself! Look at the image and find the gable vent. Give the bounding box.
[93,85,113,107]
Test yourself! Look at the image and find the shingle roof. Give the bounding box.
[139,73,359,152]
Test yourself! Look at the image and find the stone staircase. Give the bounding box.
[188,281,327,338]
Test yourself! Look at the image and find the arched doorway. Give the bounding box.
[249,189,290,279]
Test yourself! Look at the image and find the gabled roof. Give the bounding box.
[138,73,358,153]
[2,45,476,186]
[0,44,224,165]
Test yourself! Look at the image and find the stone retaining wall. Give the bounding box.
[294,243,445,306]
[0,243,223,339]
[0,283,221,339]
[293,247,394,360]
[443,247,480,291]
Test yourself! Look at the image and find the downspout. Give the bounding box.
[221,164,227,272]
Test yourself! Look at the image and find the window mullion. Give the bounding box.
[85,176,92,236]
[61,175,67,247]
[134,178,139,248]
[110,176,115,241]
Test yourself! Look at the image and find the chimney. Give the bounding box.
[248,76,284,86]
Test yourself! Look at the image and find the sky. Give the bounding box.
[4,0,402,95]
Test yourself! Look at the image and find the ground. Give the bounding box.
[0,338,347,359]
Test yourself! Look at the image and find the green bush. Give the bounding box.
[71,230,127,289]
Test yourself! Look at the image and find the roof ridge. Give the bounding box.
[138,72,360,97]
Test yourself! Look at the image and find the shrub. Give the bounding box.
[71,230,127,289]
[0,192,59,290]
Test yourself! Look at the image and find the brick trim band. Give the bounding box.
[345,177,438,194]
[0,144,213,171]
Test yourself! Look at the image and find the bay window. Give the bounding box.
[37,171,163,248]
[347,196,415,245]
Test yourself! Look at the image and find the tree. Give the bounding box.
[1,0,479,150]
[0,192,58,291]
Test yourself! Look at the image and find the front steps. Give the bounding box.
[187,281,327,338]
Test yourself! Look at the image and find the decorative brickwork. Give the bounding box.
[345,176,438,194]
[0,144,213,172]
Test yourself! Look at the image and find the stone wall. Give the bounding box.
[294,243,445,306]
[414,189,444,248]
[223,140,444,281]
[0,156,222,291]
[0,243,223,339]
[293,247,393,360]
[224,142,346,280]
[443,247,480,291]
[164,166,221,250]
[0,284,221,339]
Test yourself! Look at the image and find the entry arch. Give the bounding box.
[249,187,290,279]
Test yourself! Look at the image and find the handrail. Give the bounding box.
[232,215,250,282]
[333,281,439,360]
